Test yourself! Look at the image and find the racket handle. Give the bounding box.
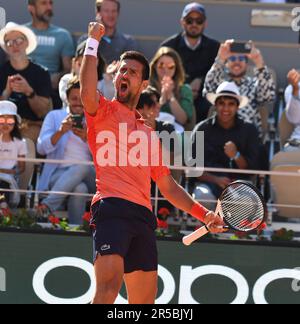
[182,226,209,246]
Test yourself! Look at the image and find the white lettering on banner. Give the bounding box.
[32,257,95,304]
[178,265,249,304]
[0,7,6,29]
[253,269,300,304]
[0,267,6,292]
[37,36,56,47]
[31,258,300,304]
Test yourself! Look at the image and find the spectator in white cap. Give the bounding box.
[0,22,52,143]
[0,101,27,208]
[190,81,261,204]
[161,2,220,123]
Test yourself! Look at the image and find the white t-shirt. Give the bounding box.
[61,131,91,168]
[0,137,27,170]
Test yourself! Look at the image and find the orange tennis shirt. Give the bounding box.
[85,96,171,211]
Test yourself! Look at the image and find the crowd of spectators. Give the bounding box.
[0,0,298,224]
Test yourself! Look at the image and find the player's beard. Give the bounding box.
[116,86,136,106]
[117,91,133,104]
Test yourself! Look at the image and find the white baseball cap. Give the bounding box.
[0,101,22,124]
[206,81,249,108]
[0,22,37,55]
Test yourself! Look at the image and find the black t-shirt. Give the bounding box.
[0,61,52,121]
[0,48,7,66]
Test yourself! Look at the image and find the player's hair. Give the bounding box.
[96,0,121,12]
[66,76,81,98]
[120,51,150,81]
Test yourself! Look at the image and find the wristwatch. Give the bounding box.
[26,90,36,99]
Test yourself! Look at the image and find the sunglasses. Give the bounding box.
[185,17,205,26]
[157,62,176,71]
[5,37,26,48]
[228,56,248,63]
[0,117,16,126]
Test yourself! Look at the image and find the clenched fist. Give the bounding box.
[88,22,106,42]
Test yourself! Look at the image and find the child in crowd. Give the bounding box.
[0,101,27,208]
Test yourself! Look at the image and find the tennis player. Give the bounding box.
[80,22,225,305]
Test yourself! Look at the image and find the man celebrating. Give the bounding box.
[80,22,225,305]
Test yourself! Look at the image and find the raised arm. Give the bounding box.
[80,22,105,116]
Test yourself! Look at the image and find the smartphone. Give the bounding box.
[230,42,252,54]
[71,114,84,129]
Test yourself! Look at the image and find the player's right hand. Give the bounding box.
[88,22,106,42]
[203,211,227,234]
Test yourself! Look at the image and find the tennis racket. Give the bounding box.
[183,181,267,246]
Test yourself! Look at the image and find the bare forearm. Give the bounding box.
[158,176,196,213]
[169,98,188,125]
[28,96,51,119]
[198,172,219,185]
[51,130,64,146]
[80,55,99,116]
[234,155,248,169]
[0,169,16,175]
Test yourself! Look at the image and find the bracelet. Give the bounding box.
[190,203,209,223]
[84,38,99,58]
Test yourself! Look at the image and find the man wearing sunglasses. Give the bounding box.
[0,22,52,143]
[161,2,220,123]
[203,39,276,138]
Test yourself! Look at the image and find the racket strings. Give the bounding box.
[220,184,265,231]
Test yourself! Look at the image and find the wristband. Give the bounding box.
[84,38,99,58]
[190,203,209,223]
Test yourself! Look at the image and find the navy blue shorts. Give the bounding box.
[91,198,158,274]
